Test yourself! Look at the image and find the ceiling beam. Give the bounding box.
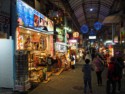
[97,0,101,21]
[60,0,81,31]
[82,2,88,25]
[109,0,119,14]
[83,1,110,9]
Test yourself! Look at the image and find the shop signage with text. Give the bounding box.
[17,0,54,32]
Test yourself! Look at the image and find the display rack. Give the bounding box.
[14,50,31,92]
[28,51,45,83]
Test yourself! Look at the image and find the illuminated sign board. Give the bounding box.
[17,0,54,32]
[55,42,66,52]
[89,36,96,39]
[56,27,64,42]
[73,32,79,38]
[69,39,77,43]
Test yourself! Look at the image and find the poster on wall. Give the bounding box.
[34,14,39,27]
[17,0,54,32]
[56,27,64,42]
[55,42,66,52]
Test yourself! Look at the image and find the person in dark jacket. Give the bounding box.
[115,56,125,93]
[106,57,116,94]
[82,59,94,94]
[46,54,53,72]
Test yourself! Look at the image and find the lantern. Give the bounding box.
[73,32,79,38]
[80,25,89,34]
[94,22,102,31]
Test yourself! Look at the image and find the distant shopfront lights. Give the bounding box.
[69,39,77,43]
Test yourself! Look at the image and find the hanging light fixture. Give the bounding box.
[90,8,93,11]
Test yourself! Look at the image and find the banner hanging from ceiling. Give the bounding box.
[80,25,89,34]
[94,22,102,31]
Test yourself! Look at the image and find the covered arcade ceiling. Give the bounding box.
[49,0,124,31]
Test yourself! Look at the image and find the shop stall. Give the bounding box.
[14,0,54,91]
[54,42,72,71]
[68,39,78,60]
[55,42,67,66]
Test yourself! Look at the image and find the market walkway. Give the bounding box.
[29,59,125,94]
[0,59,125,94]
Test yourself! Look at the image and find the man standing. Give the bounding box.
[82,59,93,94]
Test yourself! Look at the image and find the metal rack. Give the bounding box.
[14,50,30,92]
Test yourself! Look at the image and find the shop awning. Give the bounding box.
[103,15,121,24]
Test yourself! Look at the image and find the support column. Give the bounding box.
[112,23,115,42]
[64,15,67,52]
[40,0,46,13]
[64,16,67,44]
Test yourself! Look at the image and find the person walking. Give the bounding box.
[106,57,116,94]
[92,55,104,86]
[70,54,75,69]
[82,59,94,94]
[46,54,53,72]
[115,56,125,93]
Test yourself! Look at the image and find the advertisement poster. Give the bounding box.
[34,14,39,27]
[17,0,34,27]
[17,0,54,32]
[55,42,66,52]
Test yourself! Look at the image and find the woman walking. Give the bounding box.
[92,55,104,86]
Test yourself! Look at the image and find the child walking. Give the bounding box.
[82,59,93,94]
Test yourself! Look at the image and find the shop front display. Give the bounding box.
[16,27,49,83]
[16,27,47,51]
[15,27,54,89]
[15,0,54,91]
[55,42,72,71]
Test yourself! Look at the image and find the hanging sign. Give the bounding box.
[94,22,102,31]
[73,32,79,38]
[80,25,88,34]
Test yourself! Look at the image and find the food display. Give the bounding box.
[16,27,49,84]
[16,27,47,51]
